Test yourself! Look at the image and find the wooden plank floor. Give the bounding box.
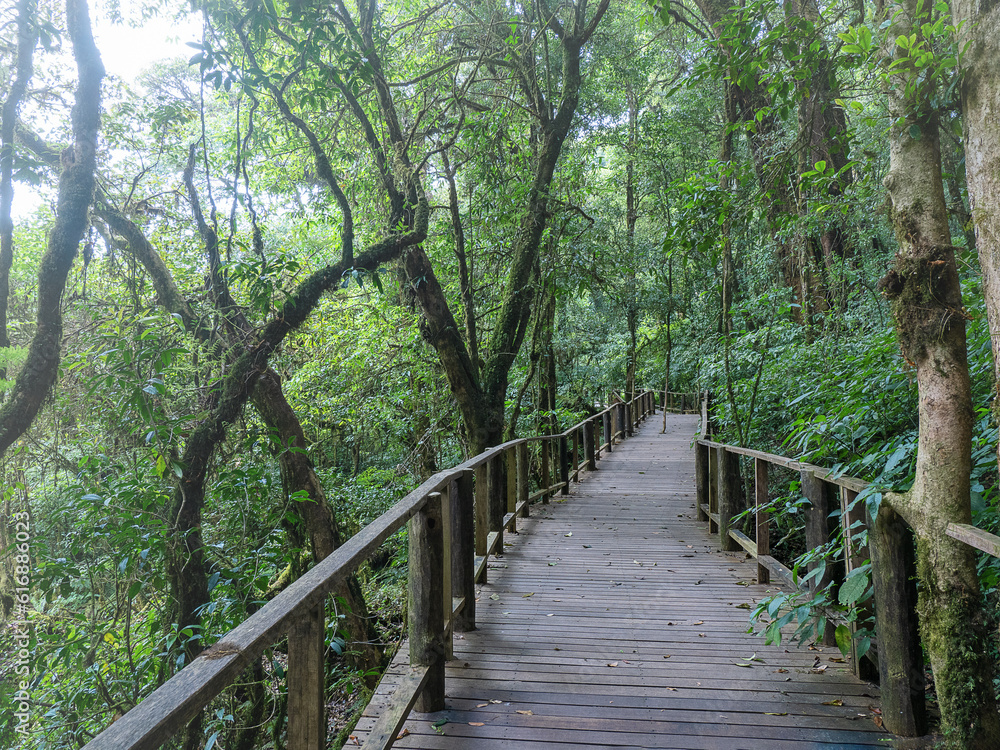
[352,414,887,749]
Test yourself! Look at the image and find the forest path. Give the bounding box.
[352,414,887,749]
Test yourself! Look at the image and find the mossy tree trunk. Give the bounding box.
[877,0,1000,744]
[951,0,1000,474]
[0,0,104,459]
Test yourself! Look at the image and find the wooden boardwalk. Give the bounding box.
[353,414,887,749]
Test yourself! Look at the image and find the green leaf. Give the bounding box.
[835,624,852,658]
[838,572,869,606]
[908,124,922,140]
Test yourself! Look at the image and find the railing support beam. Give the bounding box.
[452,470,475,631]
[409,492,445,713]
[287,603,326,750]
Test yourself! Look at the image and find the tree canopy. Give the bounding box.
[3,0,1000,746]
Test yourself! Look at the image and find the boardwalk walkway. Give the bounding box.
[354,414,887,749]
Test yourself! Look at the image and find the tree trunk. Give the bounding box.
[952,0,1000,476]
[0,0,104,460]
[878,0,1000,744]
[0,0,38,368]
[251,368,381,673]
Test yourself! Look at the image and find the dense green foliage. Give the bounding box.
[2,0,999,746]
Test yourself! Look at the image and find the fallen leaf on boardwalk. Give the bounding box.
[663,655,671,659]
[490,594,500,600]
[736,603,752,609]
[432,719,448,727]
[564,532,572,537]
[516,710,533,715]
[822,699,844,706]
[489,699,503,704]
[522,592,534,598]
[665,687,678,691]
[583,544,592,548]
[735,662,753,668]
[828,657,846,663]
[811,664,828,673]
[764,712,788,716]
[548,562,557,566]
[873,716,884,729]
[775,669,789,673]
[693,620,704,625]
[397,729,411,739]
[468,722,485,726]
[349,736,360,745]
[476,703,488,708]
[546,613,554,617]
[607,662,619,667]
[698,633,706,638]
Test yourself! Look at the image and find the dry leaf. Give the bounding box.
[693,620,704,625]
[665,687,677,691]
[522,592,534,598]
[489,699,503,704]
[873,716,884,729]
[468,722,485,726]
[764,712,788,716]
[516,710,533,715]
[698,633,706,638]
[397,729,411,739]
[663,655,671,659]
[811,664,828,673]
[349,736,360,746]
[489,594,500,600]
[822,699,844,706]
[607,662,619,667]
[775,668,789,673]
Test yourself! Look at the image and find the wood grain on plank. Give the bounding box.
[353,415,886,749]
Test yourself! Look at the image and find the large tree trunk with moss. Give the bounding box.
[0,0,103,460]
[877,0,1000,744]
[951,0,1000,474]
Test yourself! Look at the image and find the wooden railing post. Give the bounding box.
[604,411,613,452]
[708,446,719,534]
[488,453,505,551]
[572,428,580,481]
[409,492,445,713]
[839,487,875,679]
[474,462,488,575]
[540,440,551,504]
[695,442,709,522]
[506,446,517,532]
[559,435,570,495]
[452,470,475,631]
[754,458,770,584]
[801,471,843,645]
[584,419,596,471]
[868,503,926,736]
[718,449,742,552]
[517,442,529,517]
[287,603,326,750]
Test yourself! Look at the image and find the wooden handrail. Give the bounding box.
[692,389,1000,738]
[82,390,657,750]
